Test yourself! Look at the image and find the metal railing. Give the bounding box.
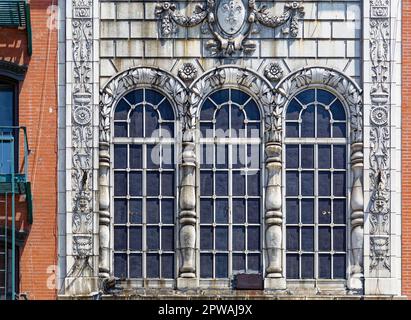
[0,126,30,300]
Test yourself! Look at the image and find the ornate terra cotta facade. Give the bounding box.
[56,0,405,299]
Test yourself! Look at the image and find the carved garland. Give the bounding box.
[369,0,391,274]
[155,0,304,56]
[98,67,187,278]
[68,0,94,279]
[274,67,364,289]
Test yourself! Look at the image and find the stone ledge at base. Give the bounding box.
[57,291,407,300]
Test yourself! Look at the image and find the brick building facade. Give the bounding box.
[1,0,411,300]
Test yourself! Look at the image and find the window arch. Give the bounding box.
[112,88,177,282]
[284,88,348,280]
[199,88,263,282]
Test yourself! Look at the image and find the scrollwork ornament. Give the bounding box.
[156,1,304,56]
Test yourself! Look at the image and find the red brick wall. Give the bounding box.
[0,0,58,299]
[403,0,411,299]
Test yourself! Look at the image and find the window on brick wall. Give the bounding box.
[199,89,263,282]
[113,88,177,281]
[285,88,348,280]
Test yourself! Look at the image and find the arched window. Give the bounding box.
[199,88,263,282]
[112,88,176,282]
[285,88,348,280]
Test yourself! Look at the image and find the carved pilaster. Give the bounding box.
[177,132,198,287]
[348,142,364,290]
[264,141,286,289]
[98,141,110,278]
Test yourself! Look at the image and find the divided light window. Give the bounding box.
[199,88,263,281]
[285,88,348,280]
[113,88,176,280]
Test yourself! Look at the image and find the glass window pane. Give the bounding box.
[318,227,331,251]
[319,254,331,279]
[114,226,127,251]
[247,227,260,251]
[286,145,299,168]
[317,89,335,105]
[114,172,127,196]
[330,100,346,120]
[158,99,174,121]
[286,227,299,251]
[244,100,260,120]
[146,254,160,278]
[146,171,160,196]
[210,89,229,105]
[333,200,346,224]
[286,122,299,138]
[286,199,299,224]
[318,145,331,169]
[248,254,260,272]
[215,171,228,196]
[247,143,260,169]
[200,99,216,121]
[124,89,143,105]
[146,199,159,224]
[231,89,249,105]
[301,227,314,251]
[200,123,213,139]
[161,171,174,196]
[233,199,246,224]
[161,227,174,251]
[114,253,127,278]
[247,172,260,196]
[161,199,174,224]
[296,89,315,105]
[301,172,314,196]
[317,106,331,137]
[129,145,142,169]
[333,227,346,251]
[215,144,228,169]
[286,99,302,121]
[145,105,159,138]
[233,227,245,251]
[333,145,346,169]
[129,227,142,251]
[114,145,127,169]
[215,105,229,130]
[200,171,213,196]
[200,227,213,250]
[129,172,142,196]
[114,99,129,120]
[129,254,142,278]
[161,254,174,278]
[333,254,346,279]
[301,199,314,224]
[129,199,142,224]
[318,199,331,224]
[301,106,315,137]
[129,108,143,137]
[161,144,174,168]
[232,171,245,196]
[114,199,127,224]
[333,123,346,138]
[301,145,314,168]
[114,122,127,137]
[247,199,260,224]
[333,172,346,197]
[215,254,228,278]
[147,144,160,169]
[215,227,228,250]
[286,171,299,196]
[147,227,159,250]
[318,171,331,196]
[286,254,299,279]
[301,254,314,279]
[215,199,228,223]
[233,254,245,272]
[200,254,213,278]
[231,106,245,131]
[201,199,213,224]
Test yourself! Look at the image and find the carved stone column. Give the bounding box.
[348,142,364,290]
[264,141,286,289]
[98,141,110,278]
[177,131,198,288]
